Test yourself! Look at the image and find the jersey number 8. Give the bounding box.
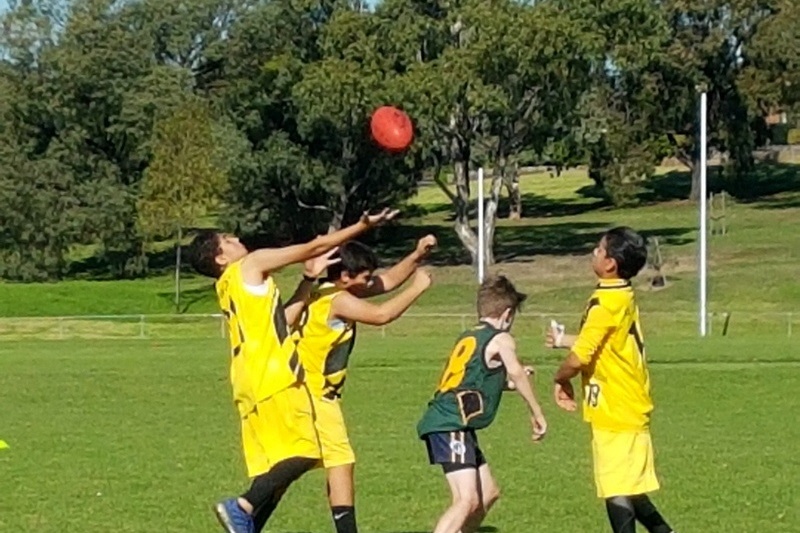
[437,336,477,393]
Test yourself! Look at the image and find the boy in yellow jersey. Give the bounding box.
[263,235,436,533]
[187,209,397,533]
[550,227,675,533]
[418,276,547,533]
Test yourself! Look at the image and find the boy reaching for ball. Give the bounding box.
[253,235,436,533]
[187,209,397,533]
[417,275,547,533]
[549,227,676,533]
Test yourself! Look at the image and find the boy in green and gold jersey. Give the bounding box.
[417,275,547,533]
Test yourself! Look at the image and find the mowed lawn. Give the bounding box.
[1,336,798,532]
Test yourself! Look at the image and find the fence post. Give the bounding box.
[139,315,146,338]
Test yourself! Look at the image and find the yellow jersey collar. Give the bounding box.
[596,278,631,289]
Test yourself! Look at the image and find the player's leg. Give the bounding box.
[433,467,481,533]
[630,494,674,533]
[423,431,482,533]
[460,438,499,533]
[605,494,674,533]
[243,457,319,530]
[605,496,637,533]
[217,385,322,533]
[327,463,357,533]
[314,396,358,533]
[460,463,500,533]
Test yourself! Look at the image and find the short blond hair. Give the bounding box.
[477,275,527,318]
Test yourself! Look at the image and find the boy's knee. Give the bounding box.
[484,486,500,507]
[456,492,481,514]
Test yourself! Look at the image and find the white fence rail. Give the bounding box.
[0,311,798,341]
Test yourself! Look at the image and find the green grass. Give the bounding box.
[3,164,800,531]
[1,337,799,532]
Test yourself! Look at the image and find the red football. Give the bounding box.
[370,106,414,152]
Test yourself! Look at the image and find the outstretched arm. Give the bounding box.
[283,249,341,328]
[354,235,437,298]
[241,209,398,285]
[493,333,547,441]
[331,269,432,326]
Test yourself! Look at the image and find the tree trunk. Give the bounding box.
[328,189,348,234]
[451,124,478,263]
[453,156,478,262]
[483,164,504,266]
[174,226,182,313]
[689,162,702,202]
[509,161,521,220]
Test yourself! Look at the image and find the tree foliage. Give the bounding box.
[1,0,798,279]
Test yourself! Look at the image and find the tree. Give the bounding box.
[137,101,225,311]
[648,0,781,200]
[217,0,424,241]
[475,2,599,221]
[380,0,493,265]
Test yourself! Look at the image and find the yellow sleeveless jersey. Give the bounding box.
[292,282,356,401]
[572,279,653,432]
[215,260,303,417]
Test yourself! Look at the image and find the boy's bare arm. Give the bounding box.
[331,269,432,326]
[493,333,547,441]
[241,209,398,285]
[355,234,437,298]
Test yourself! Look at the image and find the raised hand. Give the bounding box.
[415,234,437,258]
[361,208,400,227]
[303,247,341,279]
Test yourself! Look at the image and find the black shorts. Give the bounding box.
[423,429,486,473]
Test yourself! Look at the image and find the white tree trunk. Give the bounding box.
[453,156,478,262]
[327,189,348,234]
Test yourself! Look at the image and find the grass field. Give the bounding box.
[1,337,799,532]
[2,164,800,532]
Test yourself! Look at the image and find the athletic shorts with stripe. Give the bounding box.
[423,429,486,473]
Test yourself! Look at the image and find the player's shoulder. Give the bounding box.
[592,283,633,312]
[488,330,515,350]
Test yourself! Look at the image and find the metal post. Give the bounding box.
[477,167,485,284]
[699,92,708,337]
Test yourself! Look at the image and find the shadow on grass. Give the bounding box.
[410,192,606,223]
[572,162,800,206]
[155,284,216,314]
[372,222,694,265]
[637,162,800,204]
[67,246,179,281]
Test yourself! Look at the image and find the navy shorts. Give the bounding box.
[423,429,486,473]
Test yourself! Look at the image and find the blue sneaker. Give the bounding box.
[213,498,254,533]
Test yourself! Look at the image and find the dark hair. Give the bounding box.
[477,275,527,318]
[603,226,647,280]
[187,230,223,279]
[327,241,379,280]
